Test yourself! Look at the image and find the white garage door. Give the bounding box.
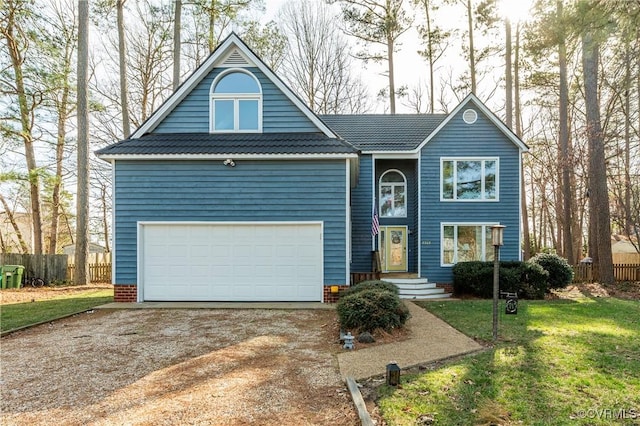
[139,222,323,302]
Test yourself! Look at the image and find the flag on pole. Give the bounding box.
[372,204,380,236]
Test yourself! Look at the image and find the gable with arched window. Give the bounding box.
[379,170,407,217]
[210,70,262,132]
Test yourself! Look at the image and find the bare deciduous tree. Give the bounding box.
[279,0,370,114]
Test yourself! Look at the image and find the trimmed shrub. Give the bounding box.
[336,288,410,332]
[452,260,550,299]
[513,262,549,299]
[452,261,494,298]
[529,253,574,290]
[343,279,399,296]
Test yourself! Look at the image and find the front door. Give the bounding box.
[380,226,408,272]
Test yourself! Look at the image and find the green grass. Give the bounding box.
[0,289,113,332]
[377,297,640,425]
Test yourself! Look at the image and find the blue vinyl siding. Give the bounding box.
[350,155,373,272]
[420,107,522,283]
[155,67,319,133]
[114,160,347,286]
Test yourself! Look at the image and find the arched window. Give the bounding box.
[210,70,262,132]
[379,170,407,218]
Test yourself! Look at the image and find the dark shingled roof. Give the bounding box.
[95,132,358,156]
[319,114,447,151]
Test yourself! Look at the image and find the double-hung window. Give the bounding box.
[442,224,497,266]
[441,158,498,201]
[210,70,262,132]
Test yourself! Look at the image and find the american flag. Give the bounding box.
[371,205,380,236]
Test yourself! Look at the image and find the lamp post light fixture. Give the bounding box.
[490,224,506,342]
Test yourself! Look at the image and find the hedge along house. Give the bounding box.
[96,33,529,303]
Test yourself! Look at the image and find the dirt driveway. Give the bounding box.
[0,308,358,425]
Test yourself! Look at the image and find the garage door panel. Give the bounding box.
[141,222,323,302]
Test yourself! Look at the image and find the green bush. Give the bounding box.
[336,288,410,332]
[529,253,574,289]
[452,261,494,297]
[452,261,549,299]
[513,262,550,299]
[343,279,399,296]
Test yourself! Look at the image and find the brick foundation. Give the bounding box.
[323,285,349,303]
[114,285,137,302]
[114,284,349,304]
[436,282,454,294]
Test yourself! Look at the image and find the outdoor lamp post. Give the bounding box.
[490,225,505,341]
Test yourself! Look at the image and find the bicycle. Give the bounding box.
[23,276,46,288]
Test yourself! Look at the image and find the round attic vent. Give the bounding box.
[463,109,478,124]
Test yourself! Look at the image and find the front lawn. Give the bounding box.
[1,289,113,333]
[376,296,640,425]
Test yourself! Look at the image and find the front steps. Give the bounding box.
[382,277,452,300]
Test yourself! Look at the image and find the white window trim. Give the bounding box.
[210,69,263,133]
[440,157,499,202]
[440,222,499,267]
[379,169,407,218]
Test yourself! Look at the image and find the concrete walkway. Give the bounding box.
[337,301,483,380]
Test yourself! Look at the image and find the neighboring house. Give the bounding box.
[62,243,108,256]
[96,33,528,303]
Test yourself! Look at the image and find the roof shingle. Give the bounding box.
[95,132,358,156]
[319,114,447,151]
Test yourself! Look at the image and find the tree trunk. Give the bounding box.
[505,18,512,129]
[173,0,182,91]
[49,82,69,255]
[558,0,573,263]
[117,0,131,138]
[515,24,530,260]
[208,0,216,53]
[101,183,110,253]
[623,38,631,236]
[75,0,91,285]
[425,1,434,113]
[466,0,476,94]
[582,30,614,284]
[387,32,396,113]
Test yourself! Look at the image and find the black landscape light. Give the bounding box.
[386,362,401,386]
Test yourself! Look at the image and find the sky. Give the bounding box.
[260,0,534,114]
[261,0,441,113]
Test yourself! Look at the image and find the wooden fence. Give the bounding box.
[67,263,112,283]
[0,253,112,284]
[0,253,68,284]
[573,263,640,283]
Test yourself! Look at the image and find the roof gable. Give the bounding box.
[416,94,529,152]
[131,33,337,139]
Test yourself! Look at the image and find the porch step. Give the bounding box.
[384,278,452,300]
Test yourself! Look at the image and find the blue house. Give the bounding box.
[97,33,528,303]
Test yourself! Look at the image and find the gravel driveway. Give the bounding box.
[0,308,358,425]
